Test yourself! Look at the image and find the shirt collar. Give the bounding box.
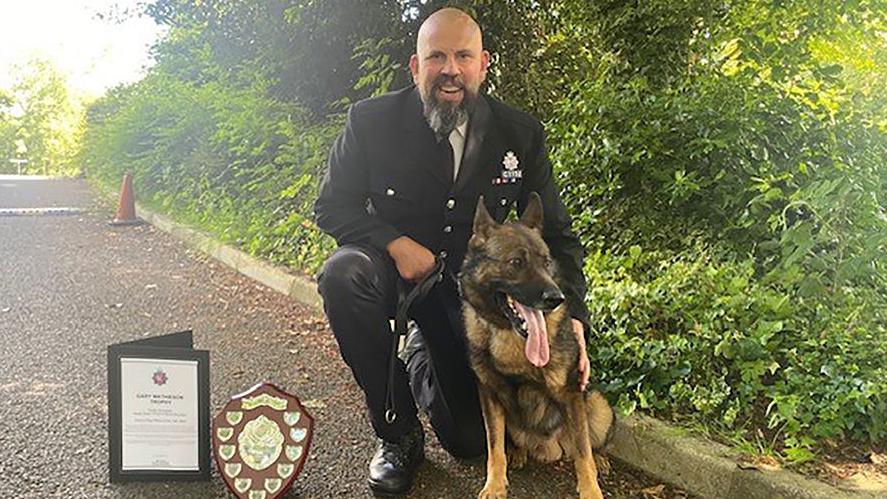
[454,121,468,139]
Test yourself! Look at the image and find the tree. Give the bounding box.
[0,88,18,172]
[143,0,415,117]
[8,58,85,175]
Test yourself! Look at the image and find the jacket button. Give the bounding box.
[443,225,452,233]
[386,188,395,196]
[500,198,507,206]
[446,198,456,209]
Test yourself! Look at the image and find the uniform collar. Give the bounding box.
[453,94,491,192]
[400,85,493,190]
[403,86,428,134]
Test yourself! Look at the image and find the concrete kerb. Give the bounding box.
[127,199,875,499]
[133,202,323,311]
[610,416,875,499]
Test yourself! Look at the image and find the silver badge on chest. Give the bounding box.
[492,151,522,185]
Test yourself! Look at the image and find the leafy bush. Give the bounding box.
[585,244,885,458]
[79,71,339,272]
[540,0,887,451]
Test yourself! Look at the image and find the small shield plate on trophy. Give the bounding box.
[212,383,315,499]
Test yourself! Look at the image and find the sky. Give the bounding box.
[0,0,166,97]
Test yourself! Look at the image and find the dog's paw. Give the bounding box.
[477,481,507,499]
[594,452,611,476]
[577,483,604,499]
[536,439,564,462]
[508,448,527,469]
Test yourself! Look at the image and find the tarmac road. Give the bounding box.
[0,176,691,498]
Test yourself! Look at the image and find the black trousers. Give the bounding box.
[317,244,485,458]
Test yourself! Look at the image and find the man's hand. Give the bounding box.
[386,236,436,283]
[572,318,590,392]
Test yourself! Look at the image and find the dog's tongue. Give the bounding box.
[514,301,549,367]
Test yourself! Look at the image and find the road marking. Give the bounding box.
[0,175,54,180]
[0,207,83,216]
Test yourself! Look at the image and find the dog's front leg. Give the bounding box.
[478,388,508,499]
[567,397,604,499]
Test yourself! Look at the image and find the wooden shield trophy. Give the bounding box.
[212,383,314,499]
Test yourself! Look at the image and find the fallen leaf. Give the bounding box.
[839,471,887,492]
[824,462,853,480]
[640,484,666,497]
[737,455,781,472]
[302,399,326,409]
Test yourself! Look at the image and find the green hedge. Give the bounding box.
[586,245,885,461]
[81,73,339,272]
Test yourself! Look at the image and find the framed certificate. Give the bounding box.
[108,331,211,482]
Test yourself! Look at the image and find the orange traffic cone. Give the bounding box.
[109,172,144,226]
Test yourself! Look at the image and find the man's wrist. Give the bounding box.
[385,235,408,256]
[369,227,404,255]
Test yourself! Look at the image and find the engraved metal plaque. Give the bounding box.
[212,383,314,499]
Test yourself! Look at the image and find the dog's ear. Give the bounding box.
[519,192,544,231]
[471,196,496,243]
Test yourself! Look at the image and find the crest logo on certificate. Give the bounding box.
[107,330,211,482]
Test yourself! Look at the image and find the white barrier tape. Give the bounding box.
[0,207,83,216]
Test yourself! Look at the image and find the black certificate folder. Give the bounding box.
[108,330,211,482]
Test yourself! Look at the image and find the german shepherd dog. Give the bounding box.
[459,193,614,499]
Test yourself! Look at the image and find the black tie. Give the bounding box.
[441,136,454,184]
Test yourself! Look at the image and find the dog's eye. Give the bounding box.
[509,257,524,268]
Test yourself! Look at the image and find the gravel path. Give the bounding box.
[0,176,691,498]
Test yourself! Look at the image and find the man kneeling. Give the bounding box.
[314,7,591,496]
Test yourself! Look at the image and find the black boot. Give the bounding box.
[368,422,425,496]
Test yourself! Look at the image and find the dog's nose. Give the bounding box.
[541,288,564,310]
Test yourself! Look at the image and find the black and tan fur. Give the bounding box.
[459,193,614,499]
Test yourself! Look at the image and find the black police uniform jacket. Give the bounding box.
[314,85,590,328]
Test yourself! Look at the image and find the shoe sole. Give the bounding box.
[367,454,425,497]
[368,482,409,497]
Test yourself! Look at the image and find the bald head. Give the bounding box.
[409,8,490,137]
[416,8,483,55]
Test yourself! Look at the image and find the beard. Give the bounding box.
[421,74,478,140]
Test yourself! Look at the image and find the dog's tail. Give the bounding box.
[585,390,615,449]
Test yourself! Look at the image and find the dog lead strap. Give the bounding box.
[384,257,446,424]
